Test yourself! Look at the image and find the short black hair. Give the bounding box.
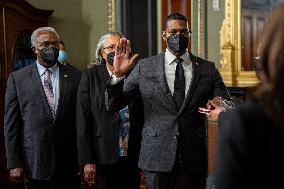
[164,13,188,29]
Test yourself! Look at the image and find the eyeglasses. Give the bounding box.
[37,41,60,48]
[167,29,191,36]
[253,56,262,71]
[102,44,116,51]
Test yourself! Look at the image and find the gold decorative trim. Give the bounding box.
[107,0,115,31]
[220,0,258,87]
[197,0,205,58]
[197,0,201,55]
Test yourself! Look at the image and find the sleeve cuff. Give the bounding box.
[111,74,125,85]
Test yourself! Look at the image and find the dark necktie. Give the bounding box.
[43,69,55,117]
[173,58,185,110]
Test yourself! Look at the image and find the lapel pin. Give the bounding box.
[64,74,68,78]
[196,62,199,66]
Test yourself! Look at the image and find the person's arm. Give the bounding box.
[76,72,98,186]
[211,63,234,102]
[105,37,139,111]
[4,74,25,183]
[206,63,235,120]
[76,72,96,165]
[215,110,246,189]
[105,62,140,111]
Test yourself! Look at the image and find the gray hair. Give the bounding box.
[31,27,60,47]
[95,31,123,63]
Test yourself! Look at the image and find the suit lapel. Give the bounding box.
[178,52,200,114]
[54,64,68,120]
[31,63,54,119]
[155,53,178,112]
[99,64,110,88]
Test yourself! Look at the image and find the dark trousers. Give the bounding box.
[88,157,141,189]
[24,175,80,189]
[143,153,206,189]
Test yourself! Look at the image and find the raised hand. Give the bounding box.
[113,38,139,77]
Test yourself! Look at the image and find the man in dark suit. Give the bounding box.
[76,32,143,189]
[105,13,233,189]
[4,27,81,189]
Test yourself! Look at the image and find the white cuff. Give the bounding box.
[111,74,125,85]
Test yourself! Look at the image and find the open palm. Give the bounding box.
[113,38,139,77]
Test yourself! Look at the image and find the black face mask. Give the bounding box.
[167,34,189,55]
[39,47,59,68]
[106,52,115,65]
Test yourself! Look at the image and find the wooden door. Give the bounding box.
[241,9,268,71]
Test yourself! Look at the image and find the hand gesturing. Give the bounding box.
[113,38,139,77]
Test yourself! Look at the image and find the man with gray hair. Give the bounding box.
[4,27,81,189]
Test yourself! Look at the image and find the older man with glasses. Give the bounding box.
[4,27,81,189]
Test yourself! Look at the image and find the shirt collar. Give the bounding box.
[36,61,58,77]
[165,48,191,65]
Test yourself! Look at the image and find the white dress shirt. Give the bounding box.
[164,48,193,96]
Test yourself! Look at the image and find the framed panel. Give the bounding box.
[219,0,254,87]
[219,0,284,87]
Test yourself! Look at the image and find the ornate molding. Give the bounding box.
[107,0,115,31]
[197,0,206,58]
[192,0,206,58]
[220,0,258,87]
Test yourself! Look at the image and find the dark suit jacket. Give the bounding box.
[106,52,232,173]
[4,62,81,180]
[215,100,284,189]
[76,64,143,165]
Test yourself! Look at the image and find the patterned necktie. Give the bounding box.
[173,58,185,110]
[43,69,55,117]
